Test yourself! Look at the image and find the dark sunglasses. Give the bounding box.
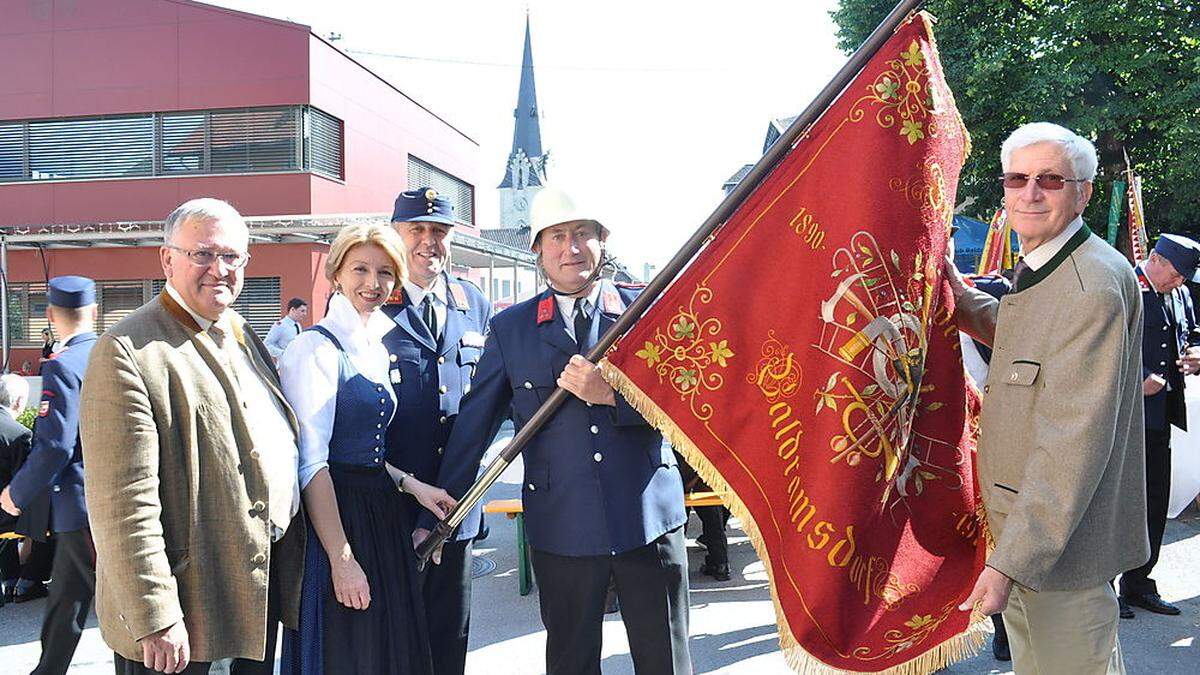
[999,172,1088,190]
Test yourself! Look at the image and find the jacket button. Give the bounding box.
[984,385,990,394]
[437,447,444,455]
[1009,372,1018,381]
[590,425,599,434]
[377,423,382,429]
[527,483,536,491]
[586,402,593,407]
[439,385,448,394]
[593,452,603,462]
[438,356,445,365]
[1161,361,1167,366]
[379,410,386,417]
[251,553,266,565]
[439,416,447,424]
[375,434,381,440]
[250,449,261,460]
[52,485,61,493]
[523,381,533,389]
[251,501,266,513]
[1162,343,1169,348]
[390,354,398,363]
[373,457,381,463]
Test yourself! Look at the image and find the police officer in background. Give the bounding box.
[423,187,692,675]
[1121,233,1200,618]
[384,188,492,675]
[0,276,99,675]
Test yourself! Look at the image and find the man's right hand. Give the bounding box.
[412,527,443,565]
[1143,374,1167,396]
[139,620,189,673]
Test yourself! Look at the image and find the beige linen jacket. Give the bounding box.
[81,293,305,663]
[957,228,1149,592]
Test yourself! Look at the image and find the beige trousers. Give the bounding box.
[1002,582,1125,674]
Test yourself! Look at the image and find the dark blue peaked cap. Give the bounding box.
[391,187,456,226]
[48,275,96,308]
[1155,233,1200,283]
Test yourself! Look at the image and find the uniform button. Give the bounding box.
[586,402,593,407]
[52,485,61,493]
[437,447,444,455]
[377,423,383,429]
[390,354,398,363]
[438,356,445,365]
[375,434,381,440]
[1161,361,1168,366]
[1162,343,1169,348]
[439,416,447,424]
[251,500,266,513]
[527,483,536,491]
[376,385,383,391]
[590,425,599,434]
[439,385,448,394]
[379,398,386,404]
[250,449,261,460]
[1009,372,1018,382]
[379,411,386,417]
[373,457,381,463]
[524,381,533,389]
[251,553,266,565]
[594,452,603,462]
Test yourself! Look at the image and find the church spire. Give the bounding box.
[498,14,546,189]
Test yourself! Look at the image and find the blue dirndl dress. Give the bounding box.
[281,326,433,674]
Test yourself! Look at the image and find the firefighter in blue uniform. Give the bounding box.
[423,187,692,675]
[384,187,493,675]
[0,276,99,675]
[1121,233,1200,618]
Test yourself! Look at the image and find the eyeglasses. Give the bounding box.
[999,172,1088,190]
[166,245,251,269]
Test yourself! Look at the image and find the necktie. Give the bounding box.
[422,295,439,341]
[293,321,300,336]
[1011,260,1030,291]
[574,298,591,353]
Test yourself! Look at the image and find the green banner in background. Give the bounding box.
[1107,178,1126,246]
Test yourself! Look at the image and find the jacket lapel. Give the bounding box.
[537,290,579,358]
[386,290,438,353]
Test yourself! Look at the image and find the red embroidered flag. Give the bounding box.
[603,13,988,673]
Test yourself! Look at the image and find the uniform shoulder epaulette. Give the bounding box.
[614,281,648,289]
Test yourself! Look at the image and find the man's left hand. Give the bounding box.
[958,565,1013,616]
[0,486,19,516]
[1179,346,1200,375]
[558,355,616,406]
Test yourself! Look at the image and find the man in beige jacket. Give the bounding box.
[81,199,305,674]
[952,123,1147,674]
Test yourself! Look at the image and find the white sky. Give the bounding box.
[201,0,848,275]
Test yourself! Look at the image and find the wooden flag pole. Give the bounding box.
[417,0,926,568]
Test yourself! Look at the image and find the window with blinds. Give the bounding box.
[305,107,343,180]
[98,282,145,332]
[0,106,341,183]
[407,156,475,224]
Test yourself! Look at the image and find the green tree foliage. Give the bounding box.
[831,1,1200,236]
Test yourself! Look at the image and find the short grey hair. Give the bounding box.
[0,373,29,411]
[163,198,245,245]
[1001,122,1099,181]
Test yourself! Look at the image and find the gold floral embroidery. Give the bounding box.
[848,38,946,145]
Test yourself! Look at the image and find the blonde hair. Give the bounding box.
[325,223,408,285]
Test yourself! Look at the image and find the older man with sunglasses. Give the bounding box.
[948,122,1146,674]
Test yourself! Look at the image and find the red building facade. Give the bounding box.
[0,0,523,370]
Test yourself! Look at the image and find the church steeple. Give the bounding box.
[497,15,547,227]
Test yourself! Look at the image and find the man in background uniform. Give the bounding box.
[264,297,308,359]
[384,187,492,675]
[0,276,99,675]
[1121,233,1200,617]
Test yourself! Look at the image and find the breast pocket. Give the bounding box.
[458,346,482,383]
[390,346,424,408]
[1000,360,1041,387]
[510,368,556,429]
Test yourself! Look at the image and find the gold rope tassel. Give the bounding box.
[600,359,992,675]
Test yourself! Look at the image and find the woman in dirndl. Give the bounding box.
[279,222,455,674]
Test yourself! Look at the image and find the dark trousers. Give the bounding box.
[530,527,691,675]
[0,536,54,584]
[1122,427,1172,597]
[695,505,729,566]
[32,529,94,675]
[113,538,284,675]
[423,538,472,675]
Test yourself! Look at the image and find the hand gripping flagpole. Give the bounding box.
[417,0,926,569]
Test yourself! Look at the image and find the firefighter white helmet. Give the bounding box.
[528,186,608,251]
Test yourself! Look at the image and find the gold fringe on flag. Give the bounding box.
[600,360,992,675]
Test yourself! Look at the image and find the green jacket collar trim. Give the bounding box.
[1016,225,1092,292]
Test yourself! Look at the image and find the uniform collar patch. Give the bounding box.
[537,295,556,324]
[449,281,469,309]
[601,287,624,315]
[387,288,407,305]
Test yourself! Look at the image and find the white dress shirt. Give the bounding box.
[1020,215,1084,271]
[265,316,303,358]
[165,283,300,539]
[404,276,448,337]
[278,293,397,489]
[555,283,602,342]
